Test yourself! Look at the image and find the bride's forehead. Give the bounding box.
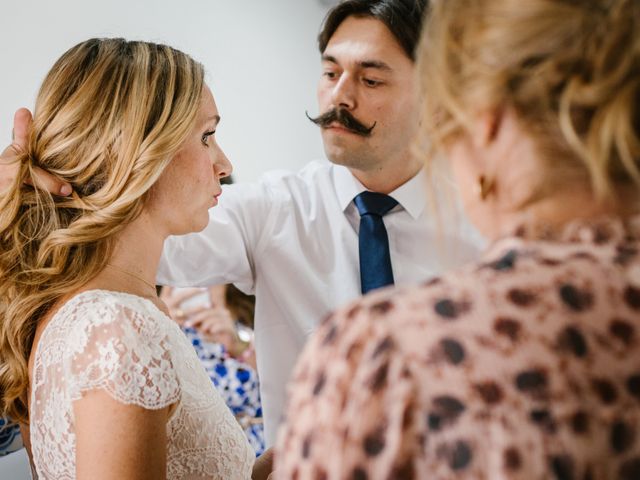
[195,86,220,125]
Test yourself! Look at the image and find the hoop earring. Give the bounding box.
[476,175,495,201]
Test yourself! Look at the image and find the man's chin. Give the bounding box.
[323,144,369,170]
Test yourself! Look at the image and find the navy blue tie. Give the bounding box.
[354,191,398,295]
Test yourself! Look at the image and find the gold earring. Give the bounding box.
[476,175,495,201]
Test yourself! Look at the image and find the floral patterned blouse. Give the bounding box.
[275,216,640,479]
[0,417,22,456]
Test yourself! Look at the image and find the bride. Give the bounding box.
[0,38,265,479]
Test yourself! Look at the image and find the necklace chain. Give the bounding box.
[105,264,157,296]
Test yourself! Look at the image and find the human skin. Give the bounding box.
[25,85,232,479]
[316,16,422,194]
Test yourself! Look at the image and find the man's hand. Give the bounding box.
[0,108,72,196]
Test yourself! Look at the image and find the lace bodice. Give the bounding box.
[30,290,254,479]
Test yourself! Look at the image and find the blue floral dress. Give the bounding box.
[0,417,22,456]
[182,326,265,456]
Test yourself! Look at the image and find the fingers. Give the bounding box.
[201,324,236,337]
[26,166,73,196]
[12,108,32,149]
[0,109,31,164]
[185,308,235,332]
[178,288,208,304]
[168,306,207,326]
[162,287,205,312]
[182,304,209,319]
[158,286,174,302]
[252,448,275,480]
[2,109,72,196]
[174,288,211,308]
[161,287,187,310]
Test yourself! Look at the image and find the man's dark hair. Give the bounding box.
[318,0,428,61]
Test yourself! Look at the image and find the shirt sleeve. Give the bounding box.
[274,295,421,478]
[157,181,284,294]
[66,302,181,410]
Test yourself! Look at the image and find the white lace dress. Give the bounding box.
[30,290,254,479]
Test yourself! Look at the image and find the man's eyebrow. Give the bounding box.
[321,55,392,72]
[321,54,339,64]
[359,60,392,72]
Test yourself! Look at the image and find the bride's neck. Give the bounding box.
[83,213,166,299]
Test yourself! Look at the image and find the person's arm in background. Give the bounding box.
[160,286,245,358]
[252,447,274,480]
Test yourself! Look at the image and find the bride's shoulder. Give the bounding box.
[39,289,182,409]
[51,289,169,334]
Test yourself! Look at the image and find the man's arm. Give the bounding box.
[1,108,71,195]
[157,180,284,293]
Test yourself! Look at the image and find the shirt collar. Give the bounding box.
[333,164,427,220]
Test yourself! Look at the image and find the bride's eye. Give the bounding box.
[202,131,215,146]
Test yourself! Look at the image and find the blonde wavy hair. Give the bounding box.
[0,38,204,423]
[418,0,640,206]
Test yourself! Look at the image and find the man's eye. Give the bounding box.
[323,71,337,80]
[363,78,380,87]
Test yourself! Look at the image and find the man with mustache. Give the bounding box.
[0,0,479,448]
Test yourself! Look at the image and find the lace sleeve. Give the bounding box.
[64,299,181,410]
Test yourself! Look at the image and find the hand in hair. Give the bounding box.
[0,108,72,196]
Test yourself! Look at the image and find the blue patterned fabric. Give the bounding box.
[0,417,22,456]
[181,327,264,456]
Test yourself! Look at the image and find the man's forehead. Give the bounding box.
[323,16,410,66]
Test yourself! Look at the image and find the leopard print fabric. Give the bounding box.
[275,216,640,479]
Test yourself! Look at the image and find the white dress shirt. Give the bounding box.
[157,160,481,445]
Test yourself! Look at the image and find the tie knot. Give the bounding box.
[354,191,398,217]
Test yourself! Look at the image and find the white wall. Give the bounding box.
[1,0,330,181]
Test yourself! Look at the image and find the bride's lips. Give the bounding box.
[209,191,221,207]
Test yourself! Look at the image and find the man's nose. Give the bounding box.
[330,74,356,110]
